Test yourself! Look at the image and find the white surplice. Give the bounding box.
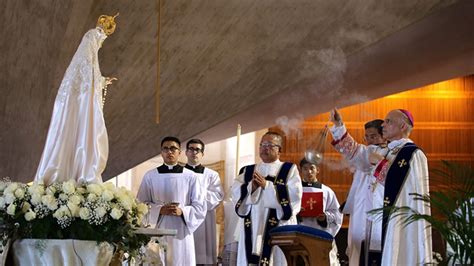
[232,160,303,266]
[330,125,432,265]
[187,165,224,264]
[300,183,342,265]
[330,125,388,261]
[137,165,206,266]
[342,169,371,266]
[35,27,109,185]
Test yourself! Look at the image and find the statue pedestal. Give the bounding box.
[11,239,114,266]
[270,225,333,266]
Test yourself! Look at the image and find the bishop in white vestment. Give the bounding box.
[232,132,303,266]
[329,109,432,265]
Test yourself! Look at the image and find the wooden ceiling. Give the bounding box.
[1,0,474,182]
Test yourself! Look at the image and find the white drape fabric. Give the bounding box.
[34,27,108,185]
[12,239,114,266]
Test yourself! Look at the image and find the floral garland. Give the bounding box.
[0,179,150,258]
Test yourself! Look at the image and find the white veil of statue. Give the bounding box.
[35,15,118,185]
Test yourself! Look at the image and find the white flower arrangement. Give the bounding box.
[0,179,150,257]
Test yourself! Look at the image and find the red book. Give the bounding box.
[299,192,323,217]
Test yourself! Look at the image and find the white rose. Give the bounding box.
[76,187,86,194]
[110,208,123,220]
[87,193,97,202]
[53,206,70,219]
[46,186,56,195]
[14,188,25,199]
[115,192,125,202]
[79,207,90,220]
[87,184,103,195]
[95,206,107,218]
[67,202,80,217]
[103,182,115,191]
[24,210,36,221]
[49,201,59,210]
[41,194,54,205]
[6,203,16,215]
[69,194,82,205]
[4,183,18,194]
[0,197,5,209]
[28,184,45,195]
[4,193,15,204]
[0,181,7,192]
[21,202,31,213]
[30,193,42,205]
[125,190,135,198]
[137,203,149,215]
[42,195,58,210]
[119,197,133,211]
[62,181,76,195]
[52,209,61,219]
[101,190,114,201]
[59,193,68,201]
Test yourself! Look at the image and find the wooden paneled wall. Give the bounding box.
[271,75,474,212]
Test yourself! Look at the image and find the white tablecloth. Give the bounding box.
[12,239,114,266]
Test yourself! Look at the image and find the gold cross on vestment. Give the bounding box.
[275,179,285,185]
[384,197,390,206]
[245,218,251,227]
[398,159,407,168]
[306,198,317,210]
[269,217,278,226]
[236,201,241,208]
[260,257,270,265]
[280,198,289,206]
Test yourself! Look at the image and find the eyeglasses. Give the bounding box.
[187,147,203,153]
[162,146,180,153]
[259,142,281,149]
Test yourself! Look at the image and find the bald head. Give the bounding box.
[382,110,413,141]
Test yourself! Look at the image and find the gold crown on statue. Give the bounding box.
[97,13,119,35]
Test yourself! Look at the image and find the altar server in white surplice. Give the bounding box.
[329,108,432,266]
[35,15,119,185]
[298,158,342,265]
[232,131,303,266]
[341,119,386,266]
[137,136,206,266]
[185,139,224,265]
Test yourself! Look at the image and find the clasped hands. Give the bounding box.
[317,213,327,222]
[251,171,267,192]
[160,203,182,216]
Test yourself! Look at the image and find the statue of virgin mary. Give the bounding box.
[34,14,118,185]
